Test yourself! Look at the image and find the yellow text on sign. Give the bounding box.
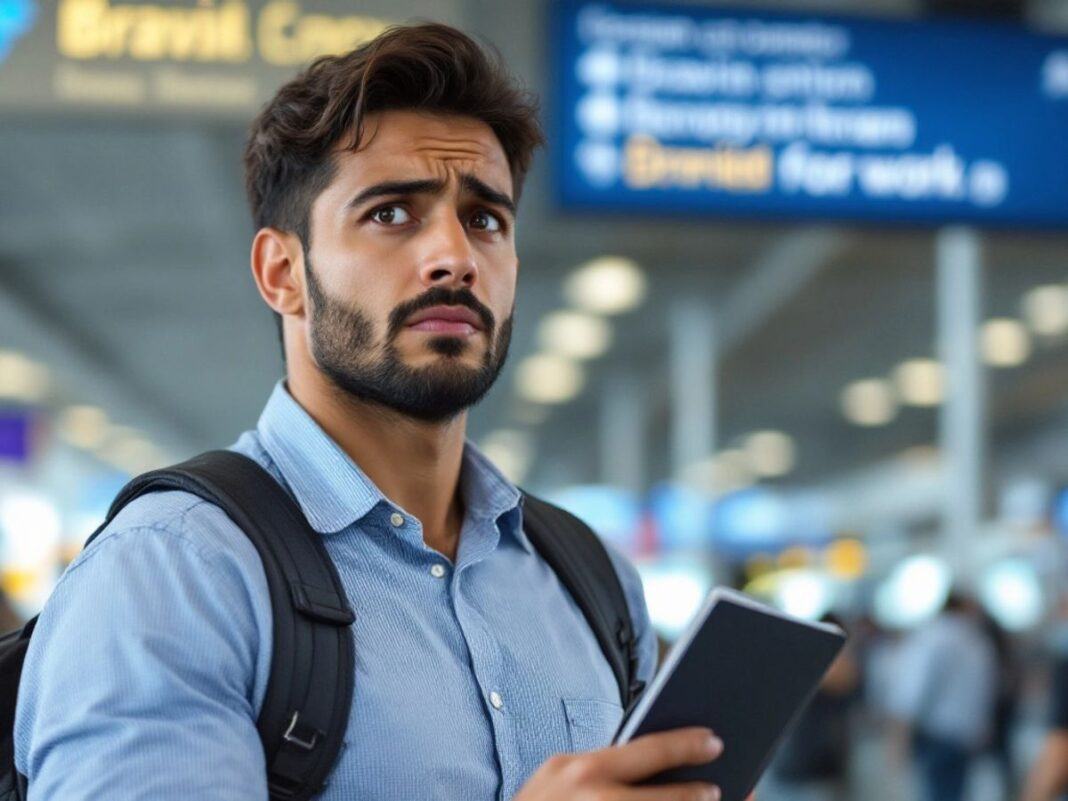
[56,0,390,66]
[623,135,773,193]
[57,0,252,62]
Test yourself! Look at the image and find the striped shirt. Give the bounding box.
[16,381,657,800]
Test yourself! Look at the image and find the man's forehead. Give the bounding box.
[335,110,511,188]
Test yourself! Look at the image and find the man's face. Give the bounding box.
[302,110,518,423]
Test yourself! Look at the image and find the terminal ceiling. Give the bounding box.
[3,0,1068,495]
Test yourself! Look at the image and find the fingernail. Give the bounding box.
[703,785,722,801]
[704,733,724,756]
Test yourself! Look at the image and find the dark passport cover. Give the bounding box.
[615,590,846,801]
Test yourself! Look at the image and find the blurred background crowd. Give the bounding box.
[3,0,1068,799]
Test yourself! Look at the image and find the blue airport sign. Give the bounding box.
[552,1,1068,226]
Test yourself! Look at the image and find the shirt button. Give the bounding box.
[489,691,504,710]
[389,512,405,527]
[430,564,447,579]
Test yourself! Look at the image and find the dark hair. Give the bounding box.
[243,23,544,354]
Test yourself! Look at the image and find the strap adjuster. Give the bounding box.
[282,711,322,752]
[289,580,355,626]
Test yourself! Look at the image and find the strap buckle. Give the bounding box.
[282,711,322,752]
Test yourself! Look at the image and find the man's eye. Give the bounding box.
[370,205,412,225]
[469,210,502,232]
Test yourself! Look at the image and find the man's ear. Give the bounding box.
[250,227,306,318]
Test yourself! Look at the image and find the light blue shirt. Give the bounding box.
[15,382,657,800]
[887,611,997,749]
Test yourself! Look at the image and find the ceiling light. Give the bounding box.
[841,378,897,427]
[57,405,109,449]
[742,430,796,478]
[900,444,940,464]
[96,430,164,475]
[0,492,62,567]
[873,554,951,629]
[564,256,647,315]
[0,351,50,404]
[512,402,551,425]
[515,354,585,404]
[774,569,834,621]
[681,449,754,494]
[1022,284,1068,337]
[538,310,612,360]
[0,491,62,615]
[979,558,1044,632]
[893,358,944,407]
[636,558,713,639]
[981,318,1031,367]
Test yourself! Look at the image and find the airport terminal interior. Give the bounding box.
[4,0,1068,798]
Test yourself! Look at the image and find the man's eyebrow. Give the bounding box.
[345,179,446,211]
[461,174,516,217]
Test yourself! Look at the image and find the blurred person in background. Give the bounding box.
[852,613,901,724]
[889,593,999,801]
[764,613,859,801]
[980,607,1023,799]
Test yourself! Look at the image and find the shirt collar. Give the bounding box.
[459,440,530,554]
[256,381,527,549]
[256,382,385,534]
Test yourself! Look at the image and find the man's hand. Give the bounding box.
[514,727,724,801]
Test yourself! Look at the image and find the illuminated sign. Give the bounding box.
[0,412,33,463]
[0,0,36,63]
[54,0,389,66]
[0,0,459,115]
[553,1,1068,226]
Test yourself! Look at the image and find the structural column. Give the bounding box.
[936,227,986,578]
[670,298,718,477]
[600,370,647,493]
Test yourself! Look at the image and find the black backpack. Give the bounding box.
[0,450,646,800]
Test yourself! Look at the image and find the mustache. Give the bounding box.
[387,287,496,340]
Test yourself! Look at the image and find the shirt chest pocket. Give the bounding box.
[562,697,624,753]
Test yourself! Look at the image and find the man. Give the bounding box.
[889,593,998,801]
[14,23,726,801]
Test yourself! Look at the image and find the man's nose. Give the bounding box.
[418,215,478,289]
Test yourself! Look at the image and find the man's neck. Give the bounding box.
[286,371,467,562]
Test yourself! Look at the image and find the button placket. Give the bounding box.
[449,582,517,794]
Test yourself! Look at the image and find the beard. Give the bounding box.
[305,259,513,424]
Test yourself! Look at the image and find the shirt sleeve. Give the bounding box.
[15,506,273,800]
[885,629,937,725]
[602,543,659,690]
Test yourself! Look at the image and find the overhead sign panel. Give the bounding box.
[553,1,1068,226]
[0,0,460,117]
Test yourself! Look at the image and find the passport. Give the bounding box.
[614,588,846,801]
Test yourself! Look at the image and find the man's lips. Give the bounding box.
[405,305,485,336]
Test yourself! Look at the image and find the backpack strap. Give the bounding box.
[95,450,354,801]
[520,492,646,711]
